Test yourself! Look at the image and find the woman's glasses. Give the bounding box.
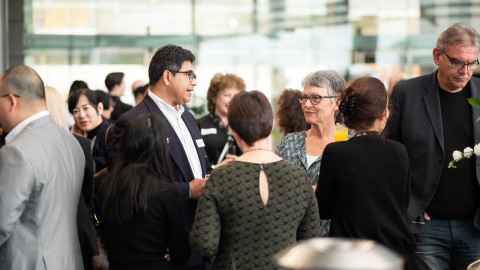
[298,94,337,105]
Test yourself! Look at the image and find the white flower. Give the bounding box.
[474,144,480,156]
[464,147,474,158]
[452,150,463,162]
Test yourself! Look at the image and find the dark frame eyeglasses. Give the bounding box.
[0,93,20,98]
[298,94,337,105]
[442,52,479,71]
[170,69,197,81]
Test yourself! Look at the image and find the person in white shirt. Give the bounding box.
[114,45,209,270]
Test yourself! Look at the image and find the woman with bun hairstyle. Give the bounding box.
[316,77,423,270]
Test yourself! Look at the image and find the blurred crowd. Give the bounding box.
[1,23,480,270]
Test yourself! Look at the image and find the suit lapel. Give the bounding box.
[423,72,445,153]
[144,96,194,182]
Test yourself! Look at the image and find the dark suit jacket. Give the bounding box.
[120,95,209,211]
[119,94,208,269]
[384,71,480,229]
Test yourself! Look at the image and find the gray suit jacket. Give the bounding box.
[0,116,85,270]
[385,71,480,229]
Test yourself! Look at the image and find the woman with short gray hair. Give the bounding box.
[277,70,345,236]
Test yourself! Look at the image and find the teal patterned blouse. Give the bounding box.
[277,131,321,185]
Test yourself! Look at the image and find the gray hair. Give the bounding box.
[436,23,480,52]
[1,65,45,101]
[302,70,346,96]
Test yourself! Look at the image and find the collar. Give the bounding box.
[5,111,50,144]
[148,90,185,116]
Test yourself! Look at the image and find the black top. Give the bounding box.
[97,180,190,270]
[74,135,98,270]
[197,113,241,168]
[316,135,415,259]
[110,96,133,122]
[428,85,479,218]
[87,119,110,172]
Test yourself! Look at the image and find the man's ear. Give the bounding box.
[161,70,172,86]
[97,102,104,115]
[433,48,442,65]
[8,94,19,113]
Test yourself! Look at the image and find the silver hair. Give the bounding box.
[436,23,480,51]
[302,70,346,96]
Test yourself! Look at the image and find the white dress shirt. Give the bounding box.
[5,111,50,144]
[148,91,203,179]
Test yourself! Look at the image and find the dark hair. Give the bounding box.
[1,65,45,101]
[276,89,308,134]
[339,77,388,131]
[133,84,148,99]
[228,91,273,146]
[69,80,89,95]
[206,73,246,114]
[67,88,102,114]
[94,90,111,110]
[99,113,174,223]
[105,72,125,92]
[148,44,195,86]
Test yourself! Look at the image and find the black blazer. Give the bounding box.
[384,71,480,228]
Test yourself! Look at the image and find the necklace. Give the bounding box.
[353,130,380,137]
[242,147,273,153]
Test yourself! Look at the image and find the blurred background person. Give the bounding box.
[69,79,89,96]
[316,77,422,270]
[276,88,308,135]
[197,73,245,168]
[68,88,110,173]
[191,91,321,270]
[45,86,99,270]
[133,83,148,105]
[94,90,113,120]
[105,72,132,121]
[97,113,190,270]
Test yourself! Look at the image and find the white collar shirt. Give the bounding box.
[5,111,50,144]
[148,91,203,179]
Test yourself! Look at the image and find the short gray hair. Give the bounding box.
[302,70,345,96]
[436,23,480,52]
[1,65,45,101]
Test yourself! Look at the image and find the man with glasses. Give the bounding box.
[385,23,480,269]
[0,65,85,270]
[116,44,208,270]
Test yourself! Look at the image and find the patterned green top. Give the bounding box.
[191,160,321,270]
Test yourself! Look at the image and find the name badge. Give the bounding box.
[201,128,217,136]
[196,138,205,148]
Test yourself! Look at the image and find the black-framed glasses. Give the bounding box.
[170,69,197,81]
[442,52,479,71]
[299,94,337,105]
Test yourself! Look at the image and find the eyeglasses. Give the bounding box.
[442,52,479,71]
[299,94,337,105]
[170,70,197,81]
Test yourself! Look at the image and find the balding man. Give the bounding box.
[0,65,85,270]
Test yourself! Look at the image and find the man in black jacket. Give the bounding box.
[385,23,480,270]
[105,72,132,121]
